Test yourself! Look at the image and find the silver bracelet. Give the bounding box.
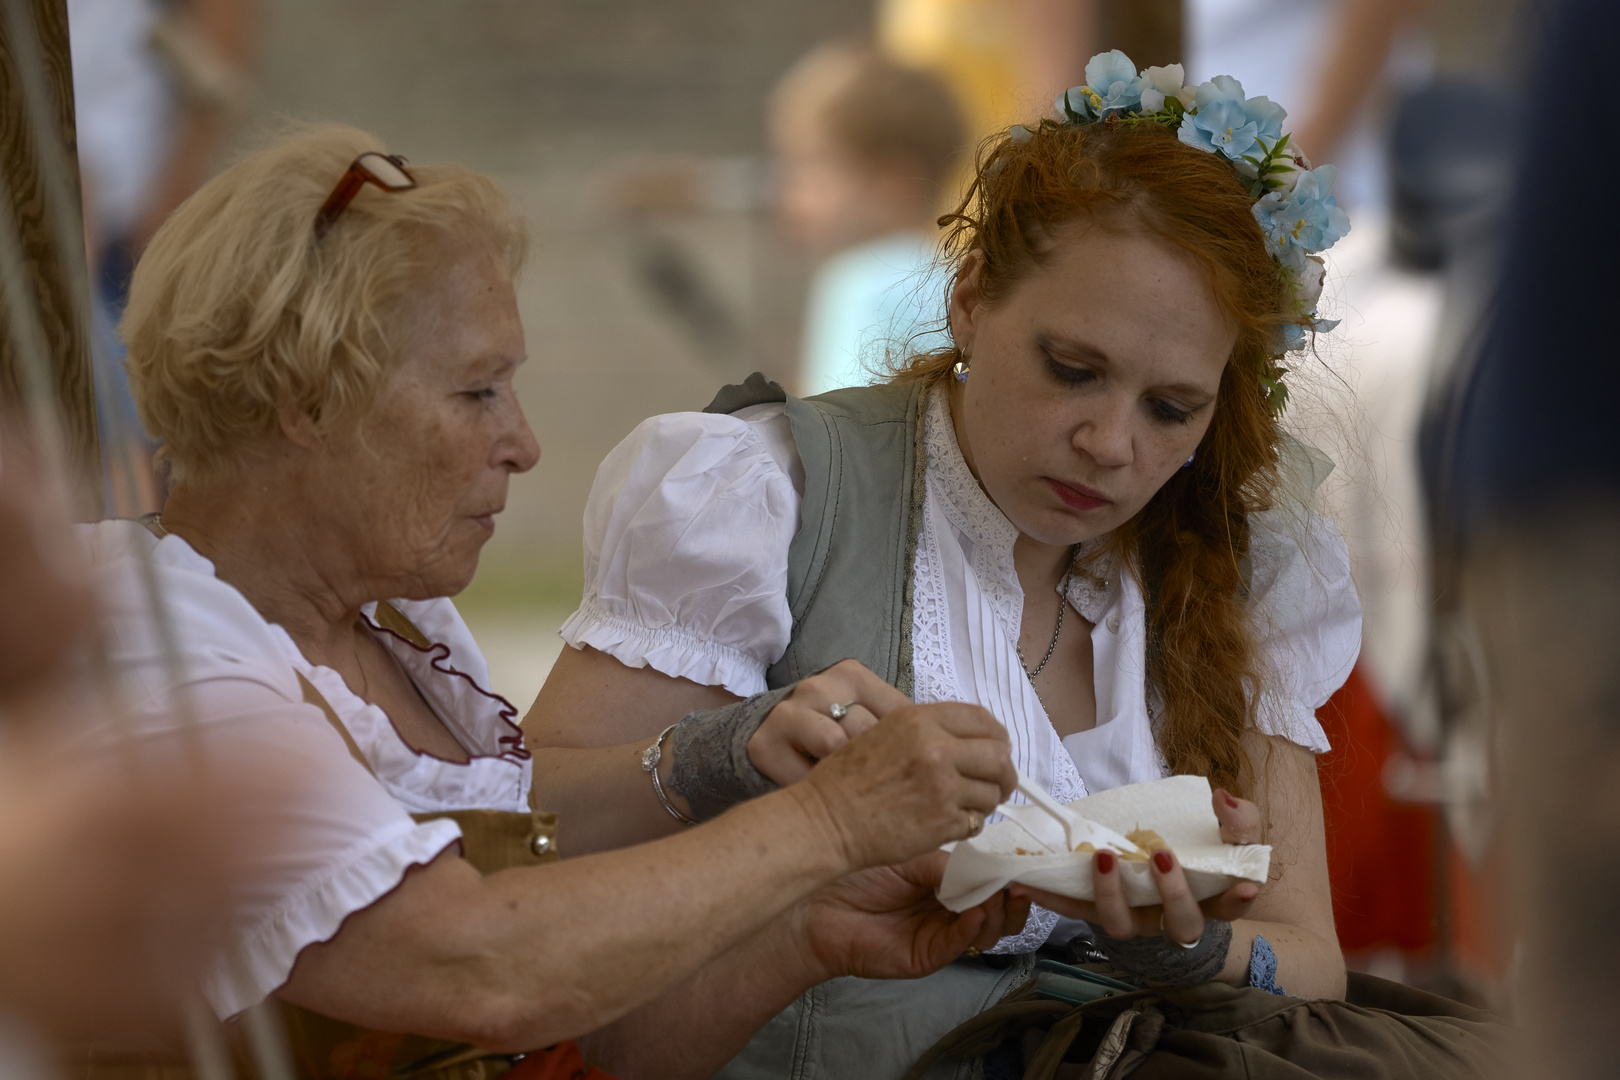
[641,723,699,826]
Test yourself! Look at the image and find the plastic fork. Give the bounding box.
[1010,769,1140,855]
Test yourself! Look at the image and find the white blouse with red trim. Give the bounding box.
[80,520,530,1021]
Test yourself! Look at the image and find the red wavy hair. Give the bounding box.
[894,118,1294,797]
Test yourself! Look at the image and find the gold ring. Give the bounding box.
[967,811,983,837]
[963,945,982,957]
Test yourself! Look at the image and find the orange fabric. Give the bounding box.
[1315,665,1438,953]
[504,1042,619,1080]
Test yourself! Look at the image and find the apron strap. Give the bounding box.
[373,599,433,649]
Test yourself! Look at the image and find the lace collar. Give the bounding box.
[921,386,1122,624]
[922,386,1023,623]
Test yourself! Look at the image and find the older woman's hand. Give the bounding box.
[746,659,905,784]
[793,851,1029,983]
[1008,788,1263,941]
[792,699,1015,871]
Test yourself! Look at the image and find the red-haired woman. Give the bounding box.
[532,56,1493,1079]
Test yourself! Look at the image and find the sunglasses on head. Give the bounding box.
[313,152,416,239]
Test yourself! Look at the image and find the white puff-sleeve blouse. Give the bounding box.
[559,404,805,697]
[564,389,1361,952]
[564,388,1361,791]
[81,521,531,1019]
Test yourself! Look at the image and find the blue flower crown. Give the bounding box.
[1023,51,1350,409]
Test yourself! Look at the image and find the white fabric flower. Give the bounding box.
[1138,64,1192,112]
[1297,255,1327,312]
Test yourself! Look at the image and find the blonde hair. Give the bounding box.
[770,41,964,189]
[123,124,528,484]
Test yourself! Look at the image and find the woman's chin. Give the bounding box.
[1011,505,1119,549]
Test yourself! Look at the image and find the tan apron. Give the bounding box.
[74,588,560,1080]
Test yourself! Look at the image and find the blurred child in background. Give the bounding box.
[769,43,963,394]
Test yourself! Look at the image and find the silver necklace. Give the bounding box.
[1018,555,1077,683]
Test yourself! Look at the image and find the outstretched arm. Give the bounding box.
[579,856,1028,1080]
[278,703,1017,1052]
[525,649,910,856]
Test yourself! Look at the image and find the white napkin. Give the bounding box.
[937,775,1270,911]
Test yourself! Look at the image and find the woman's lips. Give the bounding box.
[1046,477,1111,512]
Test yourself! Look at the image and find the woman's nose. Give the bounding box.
[1073,398,1134,468]
[497,400,542,474]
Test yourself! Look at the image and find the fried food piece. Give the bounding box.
[1116,827,1168,862]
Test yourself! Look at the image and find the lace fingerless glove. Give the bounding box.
[1088,919,1233,987]
[665,685,793,820]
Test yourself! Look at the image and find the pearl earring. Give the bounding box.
[951,359,970,383]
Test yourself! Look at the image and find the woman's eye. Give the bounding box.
[1044,355,1095,386]
[463,387,499,402]
[1151,399,1193,425]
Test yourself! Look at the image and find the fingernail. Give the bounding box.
[1152,850,1174,874]
[1218,788,1239,809]
[1096,850,1115,874]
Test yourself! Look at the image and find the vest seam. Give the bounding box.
[894,382,927,696]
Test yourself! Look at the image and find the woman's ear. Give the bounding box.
[275,403,321,450]
[948,251,987,356]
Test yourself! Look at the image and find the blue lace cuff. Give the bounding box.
[1247,934,1286,995]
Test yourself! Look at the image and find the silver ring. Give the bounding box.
[828,700,858,721]
[1159,913,1202,950]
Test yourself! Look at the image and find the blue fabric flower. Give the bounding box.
[1083,49,1144,116]
[1054,85,1100,122]
[1055,50,1145,121]
[1253,164,1352,261]
[1177,76,1287,162]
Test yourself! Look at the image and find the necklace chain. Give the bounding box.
[1018,552,1077,683]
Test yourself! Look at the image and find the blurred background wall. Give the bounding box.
[234,0,875,692]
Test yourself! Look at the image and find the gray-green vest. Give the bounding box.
[704,373,1032,1080]
[705,372,928,695]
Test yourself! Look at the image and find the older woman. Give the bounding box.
[77,126,1023,1079]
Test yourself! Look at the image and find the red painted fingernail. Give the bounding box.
[1096,850,1116,874]
[1153,850,1174,873]
[1218,788,1239,809]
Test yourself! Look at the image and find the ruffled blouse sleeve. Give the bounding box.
[559,406,802,697]
[1245,505,1363,754]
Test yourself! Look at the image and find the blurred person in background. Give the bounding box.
[75,124,1027,1080]
[769,42,962,395]
[69,0,259,515]
[1427,0,1619,1073]
[878,0,1095,156]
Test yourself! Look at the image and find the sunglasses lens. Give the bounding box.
[358,153,413,189]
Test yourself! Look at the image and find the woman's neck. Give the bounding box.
[1012,532,1074,598]
[160,479,371,664]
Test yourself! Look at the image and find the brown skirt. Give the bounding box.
[905,971,1512,1080]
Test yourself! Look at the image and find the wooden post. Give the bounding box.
[1097,0,1184,70]
[0,0,98,514]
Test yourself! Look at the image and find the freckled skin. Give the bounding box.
[301,243,539,603]
[945,223,1238,741]
[947,223,1237,549]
